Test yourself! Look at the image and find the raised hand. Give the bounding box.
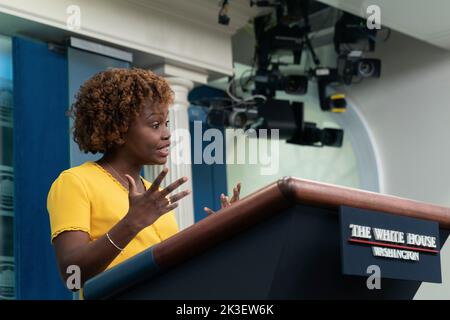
[124,168,190,233]
[204,182,241,216]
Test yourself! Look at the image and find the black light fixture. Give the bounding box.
[218,0,230,25]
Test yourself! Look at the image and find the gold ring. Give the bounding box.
[166,196,172,205]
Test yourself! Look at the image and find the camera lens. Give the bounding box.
[357,61,375,78]
[284,76,308,95]
[228,111,248,128]
[322,128,344,147]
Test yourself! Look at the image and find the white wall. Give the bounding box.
[318,0,450,50]
[339,30,450,299]
[0,0,249,76]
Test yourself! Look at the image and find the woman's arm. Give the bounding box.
[53,168,190,288]
[52,216,138,287]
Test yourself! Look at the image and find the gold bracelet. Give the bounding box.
[106,232,124,252]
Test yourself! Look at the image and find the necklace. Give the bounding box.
[104,162,145,192]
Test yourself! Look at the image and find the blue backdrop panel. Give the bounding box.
[189,86,228,222]
[68,48,129,167]
[13,37,71,299]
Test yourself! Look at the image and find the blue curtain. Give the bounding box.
[13,37,71,299]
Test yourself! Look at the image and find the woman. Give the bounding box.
[47,68,241,290]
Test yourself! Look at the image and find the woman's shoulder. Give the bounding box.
[55,161,96,179]
[50,161,100,189]
[48,161,109,201]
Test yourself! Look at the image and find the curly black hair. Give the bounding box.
[68,68,174,154]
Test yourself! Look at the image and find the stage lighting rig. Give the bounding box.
[310,68,347,113]
[334,12,378,54]
[253,63,309,98]
[252,0,321,71]
[337,51,381,85]
[196,96,344,148]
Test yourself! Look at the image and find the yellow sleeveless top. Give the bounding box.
[47,161,179,270]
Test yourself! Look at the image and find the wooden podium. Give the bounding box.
[83,177,450,300]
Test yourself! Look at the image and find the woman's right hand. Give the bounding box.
[124,168,190,234]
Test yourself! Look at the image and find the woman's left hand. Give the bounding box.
[204,182,241,216]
